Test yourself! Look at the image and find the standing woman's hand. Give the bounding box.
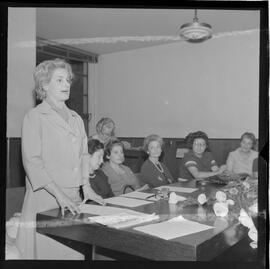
[44,181,81,216]
[56,191,81,216]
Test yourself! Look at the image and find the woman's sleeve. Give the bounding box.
[140,161,158,187]
[21,111,53,191]
[183,155,197,169]
[125,166,140,188]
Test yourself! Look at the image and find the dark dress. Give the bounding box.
[89,169,114,199]
[179,151,217,180]
[140,158,175,188]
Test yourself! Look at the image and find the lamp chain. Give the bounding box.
[193,9,198,22]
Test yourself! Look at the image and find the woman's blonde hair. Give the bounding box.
[96,117,115,136]
[142,134,164,152]
[33,58,73,100]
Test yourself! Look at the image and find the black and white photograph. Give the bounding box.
[2,1,268,266]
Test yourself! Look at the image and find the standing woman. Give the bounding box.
[140,134,175,188]
[16,59,103,260]
[226,132,258,176]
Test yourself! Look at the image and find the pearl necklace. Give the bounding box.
[150,159,164,173]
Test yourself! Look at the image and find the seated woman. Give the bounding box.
[140,134,175,188]
[179,131,226,180]
[102,139,149,196]
[82,139,114,199]
[91,117,131,149]
[226,132,258,177]
[91,117,117,146]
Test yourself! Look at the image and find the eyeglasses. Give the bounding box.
[193,143,206,147]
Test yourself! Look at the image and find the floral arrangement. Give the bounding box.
[178,176,258,248]
[205,171,250,185]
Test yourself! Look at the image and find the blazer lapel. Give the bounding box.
[37,101,77,136]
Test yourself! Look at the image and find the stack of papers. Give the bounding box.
[79,204,129,215]
[134,215,213,240]
[88,212,159,229]
[120,191,159,201]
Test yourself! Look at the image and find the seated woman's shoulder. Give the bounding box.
[140,159,150,170]
[121,164,133,173]
[251,149,258,157]
[101,162,110,173]
[95,168,108,178]
[182,150,194,160]
[204,151,214,157]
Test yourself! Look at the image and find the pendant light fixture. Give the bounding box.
[179,9,212,42]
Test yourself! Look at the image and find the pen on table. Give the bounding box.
[146,194,156,199]
[80,198,106,206]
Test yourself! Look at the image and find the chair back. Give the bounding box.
[122,185,135,194]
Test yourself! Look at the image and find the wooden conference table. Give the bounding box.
[36,180,254,261]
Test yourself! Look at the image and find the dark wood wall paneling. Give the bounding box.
[120,137,243,180]
[6,137,245,187]
[6,138,25,188]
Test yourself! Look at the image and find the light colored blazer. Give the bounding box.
[21,100,88,190]
[16,100,88,259]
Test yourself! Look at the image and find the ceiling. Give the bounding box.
[36,8,260,55]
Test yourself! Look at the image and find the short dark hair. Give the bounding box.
[88,139,104,155]
[104,139,124,161]
[184,131,210,151]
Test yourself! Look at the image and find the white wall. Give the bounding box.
[7,8,36,137]
[96,31,259,138]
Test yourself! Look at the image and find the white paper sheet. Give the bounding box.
[120,191,157,200]
[155,186,198,193]
[134,215,213,240]
[88,212,159,229]
[104,196,154,207]
[79,204,130,215]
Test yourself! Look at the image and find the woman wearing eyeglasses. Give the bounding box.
[179,131,226,180]
[140,134,175,188]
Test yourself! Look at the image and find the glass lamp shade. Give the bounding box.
[180,21,212,42]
